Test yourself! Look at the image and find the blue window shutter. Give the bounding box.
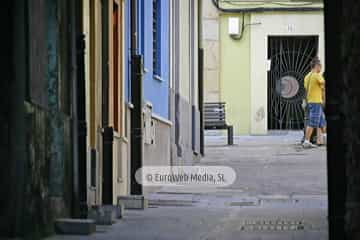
[153,0,161,78]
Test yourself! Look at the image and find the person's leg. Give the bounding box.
[318,110,327,145]
[303,103,319,148]
[316,127,322,144]
[305,126,314,141]
[321,125,326,133]
[302,106,309,143]
[303,126,316,148]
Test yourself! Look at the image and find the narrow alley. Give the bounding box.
[48,131,327,240]
[3,0,360,239]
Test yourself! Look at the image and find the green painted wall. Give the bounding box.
[220,14,251,135]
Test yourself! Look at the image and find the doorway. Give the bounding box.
[267,36,319,130]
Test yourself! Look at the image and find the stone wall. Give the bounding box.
[202,0,220,102]
[1,0,76,237]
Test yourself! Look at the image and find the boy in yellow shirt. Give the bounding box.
[303,58,326,148]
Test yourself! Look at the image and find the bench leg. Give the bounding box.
[227,126,234,145]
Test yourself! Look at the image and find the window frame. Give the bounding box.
[152,0,162,80]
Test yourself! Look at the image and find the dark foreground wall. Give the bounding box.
[0,0,14,236]
[0,0,76,238]
[325,1,360,240]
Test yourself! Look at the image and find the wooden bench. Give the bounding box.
[204,102,234,145]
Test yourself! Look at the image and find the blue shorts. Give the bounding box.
[306,103,326,128]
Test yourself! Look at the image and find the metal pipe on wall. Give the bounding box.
[101,0,114,205]
[74,0,88,218]
[130,0,144,195]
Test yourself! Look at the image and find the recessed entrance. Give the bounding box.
[268,36,319,130]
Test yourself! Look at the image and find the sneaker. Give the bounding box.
[302,140,317,148]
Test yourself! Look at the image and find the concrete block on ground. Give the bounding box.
[116,203,125,219]
[117,195,148,210]
[88,205,117,225]
[55,219,96,235]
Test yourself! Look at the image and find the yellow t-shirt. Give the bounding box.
[304,72,325,103]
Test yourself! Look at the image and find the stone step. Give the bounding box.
[55,218,96,235]
[118,195,148,210]
[88,204,124,225]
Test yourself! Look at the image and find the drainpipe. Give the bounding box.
[101,0,114,205]
[198,48,204,156]
[74,0,88,218]
[70,0,79,218]
[130,0,144,195]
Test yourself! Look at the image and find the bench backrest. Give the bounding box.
[204,102,227,127]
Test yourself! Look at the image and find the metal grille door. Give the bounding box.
[268,36,318,130]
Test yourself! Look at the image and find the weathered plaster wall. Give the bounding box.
[112,134,129,203]
[143,117,171,195]
[143,117,171,166]
[3,0,75,237]
[219,13,251,136]
[24,104,53,237]
[202,0,221,102]
[217,11,324,135]
[170,0,201,165]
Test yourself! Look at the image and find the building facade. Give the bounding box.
[1,0,83,236]
[170,0,202,165]
[1,0,202,237]
[202,0,324,135]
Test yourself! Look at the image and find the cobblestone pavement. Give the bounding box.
[48,131,328,240]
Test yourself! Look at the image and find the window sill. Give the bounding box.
[154,74,164,82]
[152,113,173,126]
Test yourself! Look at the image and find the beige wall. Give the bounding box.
[111,0,128,204]
[250,12,325,134]
[169,0,201,164]
[219,14,252,135]
[203,5,324,135]
[202,0,220,102]
[84,0,129,206]
[175,0,199,104]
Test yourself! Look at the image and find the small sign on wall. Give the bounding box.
[286,24,295,33]
[229,17,240,36]
[266,59,272,71]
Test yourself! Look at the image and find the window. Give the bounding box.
[153,0,161,78]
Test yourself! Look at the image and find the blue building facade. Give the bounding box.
[125,0,170,119]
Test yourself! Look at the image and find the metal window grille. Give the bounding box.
[153,0,161,77]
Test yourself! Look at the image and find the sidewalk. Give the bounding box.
[48,131,328,240]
